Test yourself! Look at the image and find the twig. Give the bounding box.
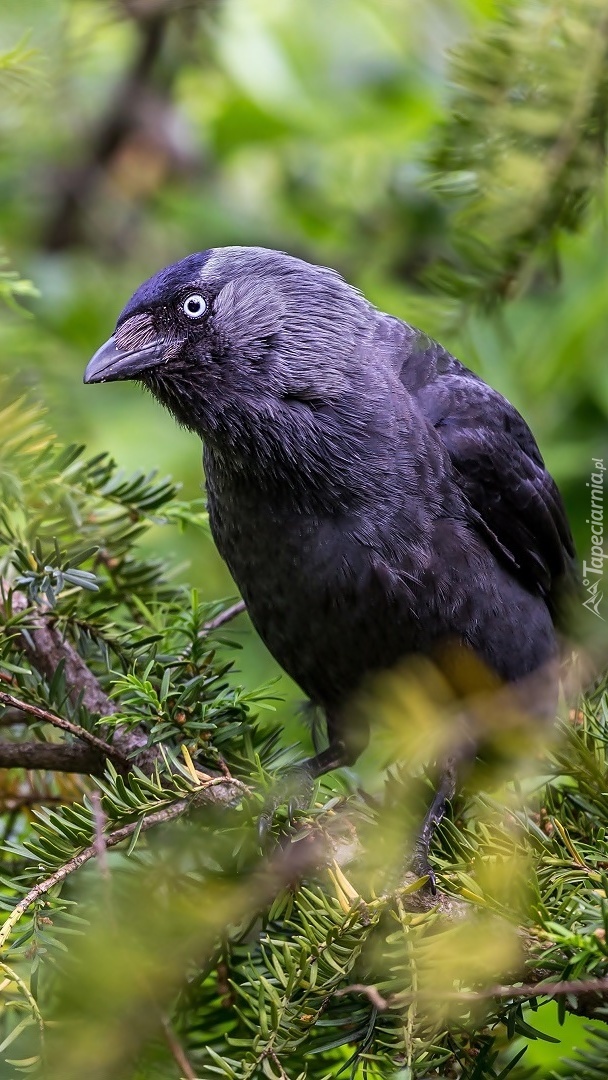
[266,1050,289,1080]
[90,791,109,880]
[178,599,246,661]
[0,959,45,1044]
[0,774,245,952]
[0,798,190,952]
[201,599,246,635]
[387,972,608,1014]
[338,971,608,1015]
[0,794,65,810]
[335,983,389,1011]
[447,974,608,1004]
[0,690,126,767]
[160,1015,197,1080]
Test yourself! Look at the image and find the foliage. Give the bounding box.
[0,254,38,314]
[424,0,608,312]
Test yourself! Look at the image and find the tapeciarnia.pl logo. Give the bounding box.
[582,457,606,620]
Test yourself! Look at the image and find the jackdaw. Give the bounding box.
[84,247,575,875]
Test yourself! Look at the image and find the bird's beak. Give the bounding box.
[83,335,164,384]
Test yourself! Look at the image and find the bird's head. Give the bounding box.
[84,247,376,446]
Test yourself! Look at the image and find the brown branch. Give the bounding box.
[0,795,65,810]
[178,598,246,661]
[9,592,117,718]
[446,974,608,1005]
[8,589,160,773]
[0,690,126,768]
[0,740,104,775]
[202,600,246,635]
[160,1016,197,1080]
[2,591,252,786]
[344,972,608,1023]
[335,983,389,1012]
[43,8,170,251]
[266,1051,289,1080]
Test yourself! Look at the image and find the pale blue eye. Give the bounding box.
[183,294,206,319]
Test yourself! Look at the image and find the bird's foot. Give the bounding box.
[256,741,353,846]
[406,842,437,895]
[257,764,315,845]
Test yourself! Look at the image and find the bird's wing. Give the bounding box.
[397,330,576,614]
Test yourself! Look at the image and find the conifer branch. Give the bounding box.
[0,739,104,774]
[0,690,127,766]
[8,588,161,773]
[0,796,191,952]
[9,589,118,717]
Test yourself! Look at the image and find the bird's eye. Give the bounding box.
[182,294,207,319]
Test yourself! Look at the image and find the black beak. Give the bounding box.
[83,335,164,384]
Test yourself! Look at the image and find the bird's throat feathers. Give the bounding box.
[149,357,401,512]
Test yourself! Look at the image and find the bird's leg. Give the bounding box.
[409,758,458,893]
[410,729,479,892]
[302,741,354,779]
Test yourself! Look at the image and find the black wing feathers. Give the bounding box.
[400,334,576,617]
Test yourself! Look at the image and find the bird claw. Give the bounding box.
[408,847,437,895]
[256,765,315,847]
[287,795,301,825]
[257,811,272,845]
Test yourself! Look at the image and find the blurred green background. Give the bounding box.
[0,2,607,1068]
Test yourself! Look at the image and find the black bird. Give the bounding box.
[85,247,575,876]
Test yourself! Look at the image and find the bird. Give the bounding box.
[84,246,575,880]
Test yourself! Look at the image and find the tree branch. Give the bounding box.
[5,589,250,778]
[8,589,160,773]
[9,592,117,717]
[338,968,608,1025]
[452,974,608,1003]
[0,740,104,774]
[0,690,126,768]
[43,8,170,251]
[160,1016,197,1080]
[0,794,65,810]
[202,599,246,635]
